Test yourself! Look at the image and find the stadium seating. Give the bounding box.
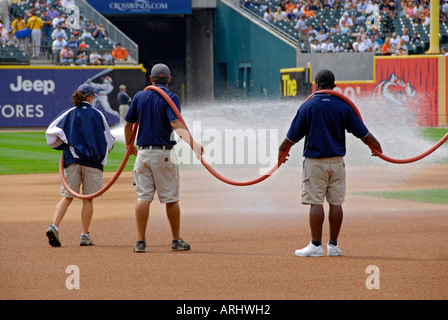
[242,0,448,55]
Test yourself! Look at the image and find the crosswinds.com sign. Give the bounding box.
[89,0,192,14]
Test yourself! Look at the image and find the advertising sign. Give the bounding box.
[334,56,444,127]
[280,67,312,99]
[88,0,192,15]
[0,66,146,127]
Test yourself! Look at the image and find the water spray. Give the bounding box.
[59,87,447,199]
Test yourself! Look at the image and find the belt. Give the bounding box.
[139,145,173,150]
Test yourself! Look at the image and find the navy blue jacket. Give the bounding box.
[46,102,115,170]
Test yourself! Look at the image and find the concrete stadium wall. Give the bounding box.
[297,52,375,81]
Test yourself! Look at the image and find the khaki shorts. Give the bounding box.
[61,163,103,198]
[133,149,179,203]
[301,156,346,205]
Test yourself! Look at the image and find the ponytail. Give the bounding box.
[72,90,88,106]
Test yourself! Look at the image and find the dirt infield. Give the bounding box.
[1,163,447,300]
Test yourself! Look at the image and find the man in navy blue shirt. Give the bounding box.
[278,69,382,257]
[124,63,203,253]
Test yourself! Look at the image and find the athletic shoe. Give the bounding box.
[294,242,324,257]
[171,239,191,251]
[80,233,94,246]
[133,241,147,253]
[46,225,61,247]
[327,243,343,256]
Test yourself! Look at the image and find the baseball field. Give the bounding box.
[1,129,447,302]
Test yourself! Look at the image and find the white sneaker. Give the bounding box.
[327,243,343,256]
[294,242,324,257]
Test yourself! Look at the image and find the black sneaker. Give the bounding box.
[46,225,61,247]
[171,239,191,251]
[133,241,146,253]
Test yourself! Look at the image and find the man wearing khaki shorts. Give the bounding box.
[278,70,382,257]
[124,63,203,253]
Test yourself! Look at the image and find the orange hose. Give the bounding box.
[60,86,447,197]
[144,85,290,186]
[59,122,138,199]
[316,90,448,164]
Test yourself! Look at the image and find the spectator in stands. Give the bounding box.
[335,39,344,52]
[315,29,327,43]
[369,35,382,53]
[75,50,88,65]
[67,34,79,52]
[285,1,297,12]
[339,11,348,25]
[112,42,129,62]
[345,41,354,52]
[381,37,392,55]
[286,6,297,21]
[400,27,410,43]
[303,5,315,17]
[52,0,64,11]
[41,10,53,39]
[329,22,340,35]
[311,0,323,11]
[343,0,356,13]
[411,31,421,44]
[321,37,335,52]
[340,19,351,34]
[357,0,368,14]
[27,10,44,58]
[11,14,26,35]
[52,11,65,28]
[102,50,113,65]
[353,35,367,52]
[273,5,289,22]
[315,21,328,34]
[92,22,108,39]
[6,31,19,47]
[310,38,321,53]
[278,0,286,11]
[390,32,400,49]
[374,32,383,46]
[51,24,67,40]
[295,15,307,42]
[254,0,267,11]
[47,5,59,20]
[81,28,93,40]
[307,24,318,38]
[442,1,448,23]
[243,0,253,9]
[422,12,430,27]
[395,39,408,56]
[52,34,67,53]
[89,49,102,65]
[263,7,273,23]
[86,19,96,33]
[59,44,74,65]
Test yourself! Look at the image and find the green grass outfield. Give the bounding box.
[354,189,448,205]
[1,128,447,204]
[0,131,134,175]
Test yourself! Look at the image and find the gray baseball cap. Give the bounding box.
[77,83,96,96]
[151,63,171,78]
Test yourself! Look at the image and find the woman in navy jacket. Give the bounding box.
[45,83,115,247]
